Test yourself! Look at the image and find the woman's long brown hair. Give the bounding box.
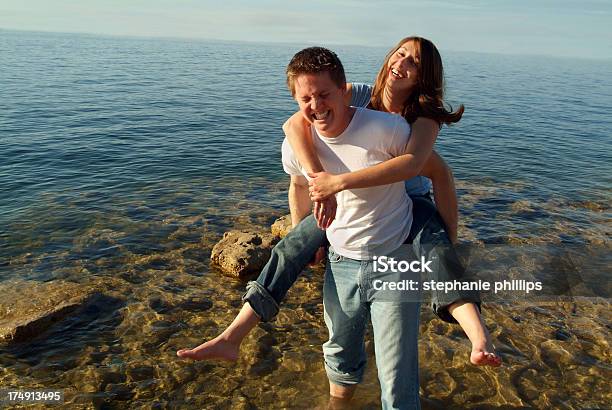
[369,36,464,125]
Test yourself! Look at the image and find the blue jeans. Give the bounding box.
[406,195,481,323]
[243,213,326,321]
[243,194,480,322]
[323,246,421,410]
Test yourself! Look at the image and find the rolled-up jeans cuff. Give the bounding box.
[242,281,280,322]
[324,362,364,387]
[433,297,482,324]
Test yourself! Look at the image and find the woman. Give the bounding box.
[177,37,500,369]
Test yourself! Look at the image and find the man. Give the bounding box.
[282,47,421,409]
[177,45,489,407]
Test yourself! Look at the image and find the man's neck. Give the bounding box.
[316,106,356,138]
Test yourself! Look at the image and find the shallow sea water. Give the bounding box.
[0,30,611,408]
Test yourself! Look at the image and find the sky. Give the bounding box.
[1,0,611,60]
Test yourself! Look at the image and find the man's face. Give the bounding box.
[293,72,348,138]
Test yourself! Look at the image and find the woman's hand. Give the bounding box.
[307,172,345,201]
[308,246,326,267]
[313,195,337,229]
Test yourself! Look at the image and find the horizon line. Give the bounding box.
[2,27,611,63]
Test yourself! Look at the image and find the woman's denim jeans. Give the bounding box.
[242,213,326,321]
[243,194,480,323]
[406,195,481,323]
[323,246,421,410]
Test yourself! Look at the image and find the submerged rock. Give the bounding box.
[210,230,280,277]
[271,214,292,238]
[178,296,213,312]
[540,339,575,366]
[0,280,100,343]
[126,365,157,382]
[281,351,307,372]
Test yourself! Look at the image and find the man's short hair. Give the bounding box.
[286,47,346,96]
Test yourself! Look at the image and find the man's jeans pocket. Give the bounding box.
[327,247,343,263]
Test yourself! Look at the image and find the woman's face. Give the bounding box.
[386,40,419,92]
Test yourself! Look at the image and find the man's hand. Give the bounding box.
[313,195,337,229]
[307,171,344,201]
[308,246,326,267]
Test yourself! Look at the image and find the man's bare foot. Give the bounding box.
[470,342,502,367]
[176,335,240,362]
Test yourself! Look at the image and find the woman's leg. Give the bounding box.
[176,302,259,361]
[409,195,501,367]
[177,214,325,361]
[243,213,326,320]
[447,301,500,366]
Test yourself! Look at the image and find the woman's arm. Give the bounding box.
[282,115,332,228]
[308,117,439,196]
[282,83,353,174]
[282,112,324,173]
[419,151,459,243]
[282,83,353,229]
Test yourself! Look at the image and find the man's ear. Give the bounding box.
[343,82,352,106]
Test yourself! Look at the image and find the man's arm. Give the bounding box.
[419,151,459,243]
[288,174,327,266]
[307,117,440,197]
[288,174,312,228]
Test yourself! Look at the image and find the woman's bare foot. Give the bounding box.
[177,303,261,362]
[470,341,502,367]
[447,302,502,367]
[176,335,240,362]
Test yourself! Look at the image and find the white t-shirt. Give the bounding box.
[282,107,413,260]
[350,82,432,196]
